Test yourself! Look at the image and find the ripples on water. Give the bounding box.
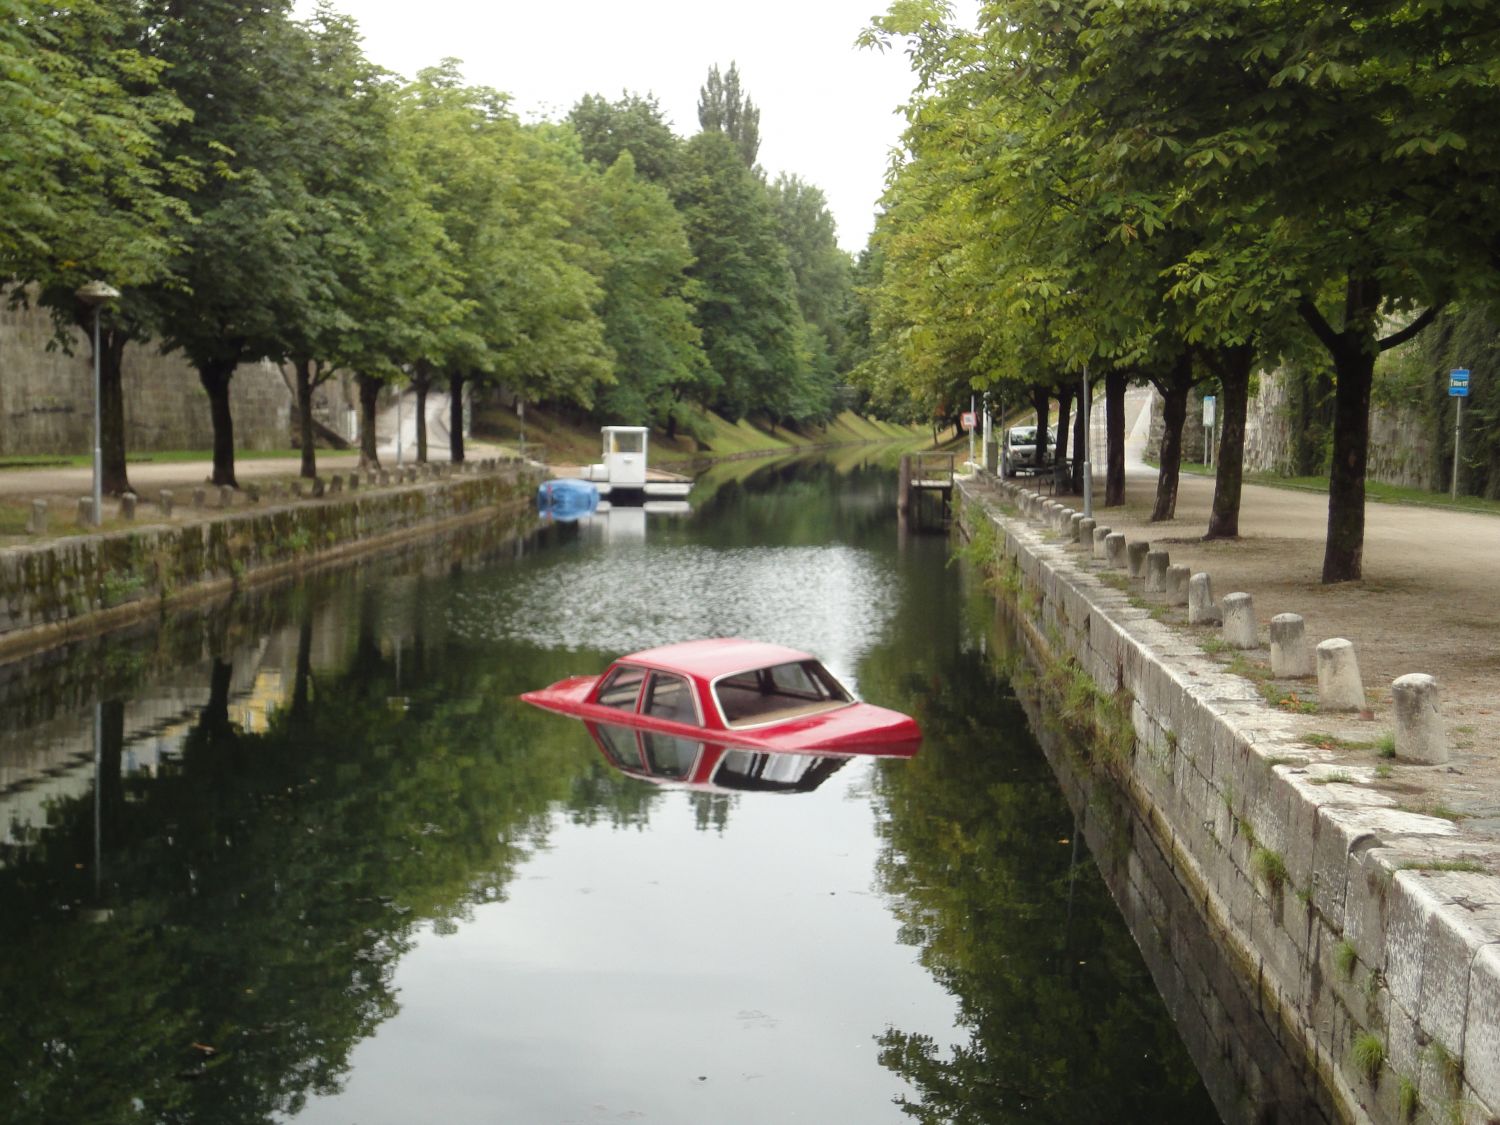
[449,543,898,689]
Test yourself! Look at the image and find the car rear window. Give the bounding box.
[596,665,645,709]
[714,660,852,728]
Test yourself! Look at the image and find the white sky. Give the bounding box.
[296,0,978,253]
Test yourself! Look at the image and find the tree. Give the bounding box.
[675,131,804,423]
[697,62,761,170]
[770,175,855,424]
[143,0,314,488]
[568,91,681,186]
[398,67,609,463]
[1,0,193,495]
[1069,0,1500,579]
[581,152,713,435]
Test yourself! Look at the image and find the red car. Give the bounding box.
[581,720,860,795]
[521,638,922,756]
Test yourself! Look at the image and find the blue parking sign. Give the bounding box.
[1450,368,1470,397]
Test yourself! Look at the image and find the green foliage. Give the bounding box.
[1398,1073,1419,1122]
[568,91,681,185]
[1352,1032,1386,1086]
[583,152,714,432]
[0,0,192,289]
[675,131,806,424]
[1334,940,1358,981]
[696,62,760,169]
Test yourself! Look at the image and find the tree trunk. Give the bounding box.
[1105,369,1127,506]
[98,697,126,840]
[413,369,430,463]
[296,358,317,479]
[1052,385,1074,493]
[197,358,238,488]
[99,327,132,496]
[449,373,466,463]
[1323,344,1374,582]
[1151,356,1193,522]
[1031,386,1051,467]
[356,372,381,469]
[1205,344,1254,539]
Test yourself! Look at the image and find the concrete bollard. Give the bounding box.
[1165,564,1191,606]
[120,493,137,521]
[28,500,48,534]
[1126,541,1150,578]
[311,477,325,499]
[347,473,360,491]
[1091,526,1112,559]
[1392,674,1448,764]
[159,490,173,517]
[1076,517,1095,547]
[1104,532,1127,569]
[290,480,304,499]
[1069,513,1084,542]
[1144,550,1170,592]
[1188,573,1221,625]
[243,484,259,504]
[1221,592,1256,648]
[329,475,343,494]
[1269,613,1312,677]
[1316,639,1367,711]
[217,485,233,509]
[76,497,94,528]
[379,470,391,486]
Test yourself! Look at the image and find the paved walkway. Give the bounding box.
[1000,388,1500,850]
[0,442,510,541]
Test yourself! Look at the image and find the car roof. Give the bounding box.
[620,638,816,679]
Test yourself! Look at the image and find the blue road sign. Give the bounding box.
[1450,368,1470,397]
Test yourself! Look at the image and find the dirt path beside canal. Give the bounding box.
[1010,389,1500,843]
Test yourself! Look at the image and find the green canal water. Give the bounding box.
[1,452,1233,1124]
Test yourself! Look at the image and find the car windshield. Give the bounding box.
[1008,427,1036,446]
[713,660,853,729]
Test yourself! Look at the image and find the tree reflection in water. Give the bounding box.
[0,591,591,1125]
[865,610,1220,1123]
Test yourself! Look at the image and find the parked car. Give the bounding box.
[1004,425,1055,475]
[521,638,923,755]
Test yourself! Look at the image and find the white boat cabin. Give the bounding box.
[585,426,649,488]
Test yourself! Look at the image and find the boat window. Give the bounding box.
[593,723,642,768]
[714,660,853,728]
[643,672,698,724]
[595,665,645,710]
[641,732,699,779]
[610,431,645,455]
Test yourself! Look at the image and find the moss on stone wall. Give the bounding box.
[0,468,538,652]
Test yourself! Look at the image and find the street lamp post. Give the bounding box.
[75,281,121,527]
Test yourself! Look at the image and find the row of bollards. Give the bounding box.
[26,458,510,535]
[1009,486,1448,765]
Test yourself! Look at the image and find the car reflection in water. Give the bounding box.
[583,719,916,795]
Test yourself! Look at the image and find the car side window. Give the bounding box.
[596,665,645,710]
[643,672,698,724]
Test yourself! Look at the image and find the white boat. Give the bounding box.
[578,426,693,500]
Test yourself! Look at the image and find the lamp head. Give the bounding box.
[75,280,121,306]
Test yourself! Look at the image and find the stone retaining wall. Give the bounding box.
[958,475,1500,1125]
[0,464,538,657]
[0,293,294,455]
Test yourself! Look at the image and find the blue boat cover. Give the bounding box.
[537,477,600,522]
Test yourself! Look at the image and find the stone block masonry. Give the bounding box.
[0,466,539,658]
[957,475,1499,1125]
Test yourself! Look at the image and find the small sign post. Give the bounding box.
[1450,369,1470,499]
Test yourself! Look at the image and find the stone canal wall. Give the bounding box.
[956,475,1500,1125]
[0,463,539,658]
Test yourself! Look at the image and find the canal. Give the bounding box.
[1,452,1225,1124]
